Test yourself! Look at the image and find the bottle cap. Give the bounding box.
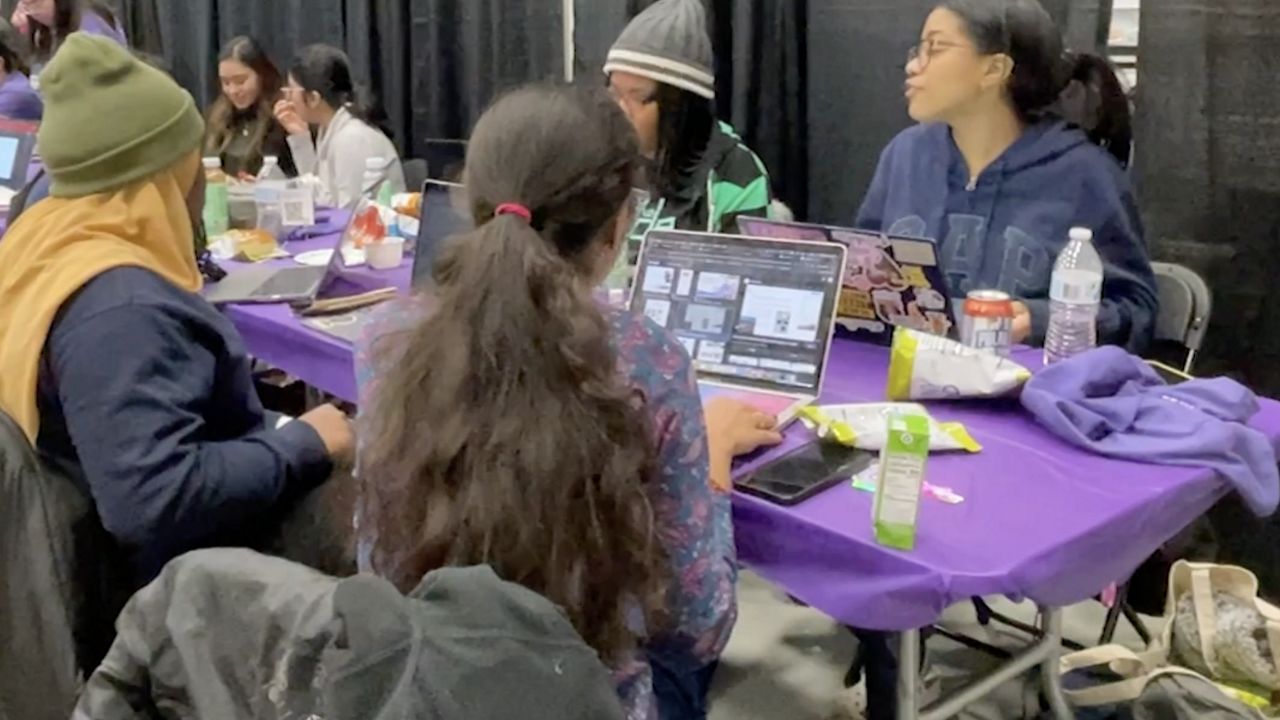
[202,157,221,169]
[1069,227,1094,243]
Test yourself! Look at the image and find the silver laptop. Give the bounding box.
[302,180,475,345]
[204,197,371,306]
[630,230,847,425]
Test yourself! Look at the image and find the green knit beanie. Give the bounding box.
[37,33,205,198]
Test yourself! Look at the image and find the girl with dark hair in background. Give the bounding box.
[204,36,295,179]
[605,0,772,247]
[856,0,1156,355]
[11,0,126,76]
[275,44,404,208]
[0,19,41,120]
[355,84,781,720]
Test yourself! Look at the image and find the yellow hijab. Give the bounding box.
[0,151,204,442]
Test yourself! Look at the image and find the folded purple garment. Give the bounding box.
[1022,346,1279,517]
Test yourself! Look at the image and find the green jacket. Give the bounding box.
[628,121,772,246]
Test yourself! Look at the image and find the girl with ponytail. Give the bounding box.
[856,0,1157,355]
[355,84,780,719]
[274,44,405,207]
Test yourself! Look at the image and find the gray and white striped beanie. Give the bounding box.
[603,0,715,101]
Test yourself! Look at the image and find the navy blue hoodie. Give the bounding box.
[35,267,332,581]
[856,120,1158,353]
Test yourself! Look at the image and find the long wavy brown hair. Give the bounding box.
[359,85,666,662]
[204,36,283,163]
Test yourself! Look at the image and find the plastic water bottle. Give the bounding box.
[1044,227,1104,365]
[254,183,284,240]
[201,157,229,237]
[258,155,287,182]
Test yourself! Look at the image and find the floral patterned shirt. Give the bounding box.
[353,298,737,720]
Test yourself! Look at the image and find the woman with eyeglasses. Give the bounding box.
[605,0,773,245]
[274,44,405,208]
[856,0,1157,355]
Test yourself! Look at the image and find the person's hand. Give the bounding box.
[1011,301,1032,344]
[273,98,308,136]
[705,397,784,457]
[704,397,784,492]
[299,404,355,463]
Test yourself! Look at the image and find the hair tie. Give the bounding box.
[494,203,532,223]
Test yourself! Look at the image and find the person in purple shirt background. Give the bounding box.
[0,19,41,121]
[12,0,127,81]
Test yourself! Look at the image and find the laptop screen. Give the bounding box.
[0,129,33,189]
[412,180,473,290]
[738,217,956,343]
[631,230,846,395]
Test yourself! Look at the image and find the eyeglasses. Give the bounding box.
[907,39,971,69]
[608,85,658,109]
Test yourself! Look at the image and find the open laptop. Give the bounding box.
[303,181,475,344]
[630,230,846,425]
[205,197,372,306]
[738,217,957,344]
[410,179,472,290]
[0,126,35,208]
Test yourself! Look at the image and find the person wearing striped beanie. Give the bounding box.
[605,0,773,250]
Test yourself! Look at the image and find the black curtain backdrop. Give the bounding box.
[1133,1,1280,594]
[1134,0,1280,396]
[115,0,563,165]
[712,0,808,219]
[42,0,1105,226]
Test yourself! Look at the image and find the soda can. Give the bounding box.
[961,290,1014,355]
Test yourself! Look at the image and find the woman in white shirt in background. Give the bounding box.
[274,44,405,208]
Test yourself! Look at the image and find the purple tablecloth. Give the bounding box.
[733,343,1280,631]
[217,219,1280,633]
[218,209,410,401]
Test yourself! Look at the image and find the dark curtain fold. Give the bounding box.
[806,0,933,224]
[402,0,564,152]
[711,0,808,218]
[120,0,346,108]
[117,0,562,165]
[1134,0,1280,396]
[573,0,630,83]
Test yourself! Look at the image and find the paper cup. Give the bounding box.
[366,237,406,270]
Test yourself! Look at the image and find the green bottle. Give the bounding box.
[201,157,230,236]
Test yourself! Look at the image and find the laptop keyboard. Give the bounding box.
[253,267,324,299]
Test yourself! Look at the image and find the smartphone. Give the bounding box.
[738,441,875,506]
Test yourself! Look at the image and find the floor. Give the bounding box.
[708,571,1155,720]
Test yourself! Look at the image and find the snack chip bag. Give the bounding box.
[887,327,1031,401]
[799,402,980,453]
